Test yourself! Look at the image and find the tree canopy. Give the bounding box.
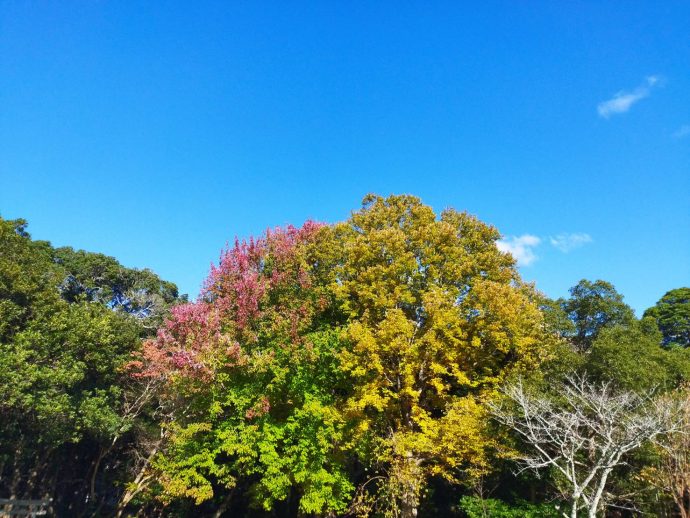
[644,287,690,348]
[129,195,549,517]
[0,216,182,515]
[1,197,688,518]
[559,279,635,350]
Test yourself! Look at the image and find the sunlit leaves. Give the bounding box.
[334,195,547,514]
[132,195,550,515]
[138,223,354,514]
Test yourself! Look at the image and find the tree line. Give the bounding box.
[0,194,688,517]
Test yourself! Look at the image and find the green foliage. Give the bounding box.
[644,287,690,348]
[0,218,62,343]
[3,201,689,517]
[155,330,355,513]
[0,216,181,514]
[139,224,356,514]
[586,320,690,391]
[560,279,635,350]
[459,496,561,518]
[539,296,576,339]
[1,301,140,439]
[54,246,179,301]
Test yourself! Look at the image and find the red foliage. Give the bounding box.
[130,302,222,379]
[245,396,271,420]
[130,221,325,382]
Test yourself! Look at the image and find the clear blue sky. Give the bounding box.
[1,2,688,313]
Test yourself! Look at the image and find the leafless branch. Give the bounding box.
[489,373,683,518]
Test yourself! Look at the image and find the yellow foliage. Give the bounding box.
[333,194,549,512]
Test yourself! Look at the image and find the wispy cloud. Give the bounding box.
[549,233,593,253]
[497,235,541,266]
[498,232,593,266]
[597,76,660,119]
[672,124,690,139]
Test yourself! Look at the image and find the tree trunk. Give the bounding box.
[678,486,690,518]
[395,454,421,518]
[400,488,418,518]
[115,444,159,518]
[89,447,107,503]
[679,489,689,518]
[9,446,22,500]
[212,490,234,518]
[588,467,612,518]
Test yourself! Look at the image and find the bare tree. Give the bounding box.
[490,374,682,518]
[641,386,690,518]
[114,376,176,518]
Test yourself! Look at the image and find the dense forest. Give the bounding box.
[1,194,688,517]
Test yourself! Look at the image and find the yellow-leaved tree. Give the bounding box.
[333,194,548,517]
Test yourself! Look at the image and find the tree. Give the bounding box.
[51,246,183,329]
[132,222,355,515]
[586,320,690,392]
[490,374,682,518]
[644,288,690,348]
[130,195,550,516]
[0,216,181,515]
[539,296,576,340]
[333,194,548,517]
[559,280,635,350]
[639,386,690,518]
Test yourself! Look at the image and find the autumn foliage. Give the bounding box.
[129,195,549,515]
[3,196,689,517]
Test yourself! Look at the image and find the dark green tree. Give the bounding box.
[644,287,690,348]
[559,279,635,350]
[539,295,576,339]
[0,216,181,515]
[586,320,690,392]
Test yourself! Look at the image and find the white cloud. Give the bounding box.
[549,233,593,253]
[597,76,660,119]
[672,124,690,139]
[646,75,660,86]
[497,234,541,266]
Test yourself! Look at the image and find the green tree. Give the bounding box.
[0,216,181,515]
[586,320,690,392]
[539,296,576,340]
[559,279,635,350]
[133,223,355,515]
[644,287,690,348]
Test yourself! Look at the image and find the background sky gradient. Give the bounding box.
[1,2,688,313]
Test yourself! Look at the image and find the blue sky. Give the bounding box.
[1,2,688,313]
